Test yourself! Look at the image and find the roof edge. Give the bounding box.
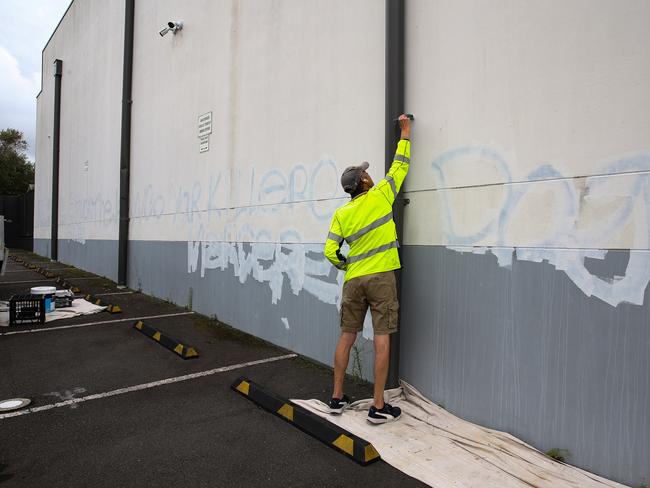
[39,0,75,91]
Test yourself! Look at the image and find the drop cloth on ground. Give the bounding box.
[293,381,628,488]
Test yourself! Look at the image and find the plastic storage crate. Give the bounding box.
[9,295,45,325]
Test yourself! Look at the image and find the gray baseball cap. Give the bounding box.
[340,161,369,194]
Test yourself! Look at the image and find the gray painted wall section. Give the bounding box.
[127,240,376,380]
[58,239,118,281]
[399,245,649,486]
[33,238,51,259]
[34,238,118,281]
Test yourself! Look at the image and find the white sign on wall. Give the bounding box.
[198,112,212,137]
[198,111,212,153]
[199,135,209,153]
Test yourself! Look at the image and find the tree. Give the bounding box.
[0,129,35,195]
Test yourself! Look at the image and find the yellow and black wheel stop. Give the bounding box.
[231,377,381,466]
[133,320,198,359]
[83,294,122,313]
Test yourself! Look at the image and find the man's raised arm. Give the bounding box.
[376,114,412,204]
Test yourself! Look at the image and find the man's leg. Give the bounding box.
[333,331,357,399]
[373,334,390,408]
[366,271,399,412]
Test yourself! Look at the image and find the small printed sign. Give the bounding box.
[198,111,212,137]
[199,135,209,153]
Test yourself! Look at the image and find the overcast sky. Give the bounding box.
[0,0,71,162]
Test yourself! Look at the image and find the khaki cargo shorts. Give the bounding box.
[340,270,399,335]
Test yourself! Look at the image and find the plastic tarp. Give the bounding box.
[292,381,628,488]
[45,298,105,322]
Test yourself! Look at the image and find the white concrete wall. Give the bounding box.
[130,0,384,246]
[34,87,53,243]
[129,2,383,308]
[127,0,385,376]
[34,0,124,249]
[404,0,650,307]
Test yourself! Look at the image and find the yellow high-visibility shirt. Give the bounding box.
[325,139,410,281]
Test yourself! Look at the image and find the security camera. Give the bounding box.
[159,20,183,36]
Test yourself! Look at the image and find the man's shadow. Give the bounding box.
[0,464,14,483]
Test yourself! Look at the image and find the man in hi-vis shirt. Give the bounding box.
[324,115,411,424]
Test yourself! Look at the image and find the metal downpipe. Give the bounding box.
[385,0,406,389]
[51,59,63,261]
[118,0,135,286]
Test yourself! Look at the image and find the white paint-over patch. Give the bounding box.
[446,246,650,307]
[281,317,290,330]
[188,241,343,307]
[491,247,514,268]
[516,248,650,307]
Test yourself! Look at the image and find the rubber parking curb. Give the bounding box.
[231,377,381,466]
[7,259,80,293]
[10,258,127,313]
[133,320,198,359]
[84,294,122,314]
[52,276,81,293]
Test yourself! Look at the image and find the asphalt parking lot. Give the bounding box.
[0,250,424,488]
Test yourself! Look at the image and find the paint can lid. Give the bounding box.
[30,286,56,295]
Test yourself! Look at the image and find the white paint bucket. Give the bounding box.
[30,286,56,312]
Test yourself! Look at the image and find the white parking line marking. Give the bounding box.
[0,311,195,336]
[0,278,56,284]
[0,354,298,419]
[0,277,99,284]
[4,268,75,273]
[48,277,99,280]
[94,291,134,296]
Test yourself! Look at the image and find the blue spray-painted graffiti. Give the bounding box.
[131,158,344,225]
[172,158,347,308]
[430,147,650,306]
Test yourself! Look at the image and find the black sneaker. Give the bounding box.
[367,403,401,424]
[328,395,350,414]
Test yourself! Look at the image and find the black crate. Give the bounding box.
[9,295,46,325]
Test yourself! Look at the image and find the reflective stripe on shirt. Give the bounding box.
[346,240,399,264]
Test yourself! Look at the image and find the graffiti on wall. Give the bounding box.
[132,158,344,224]
[431,147,650,306]
[130,158,346,307]
[35,190,119,244]
[187,230,344,306]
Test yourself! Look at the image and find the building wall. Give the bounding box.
[34,0,124,278]
[400,1,650,485]
[126,0,385,377]
[34,68,52,257]
[34,1,649,485]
